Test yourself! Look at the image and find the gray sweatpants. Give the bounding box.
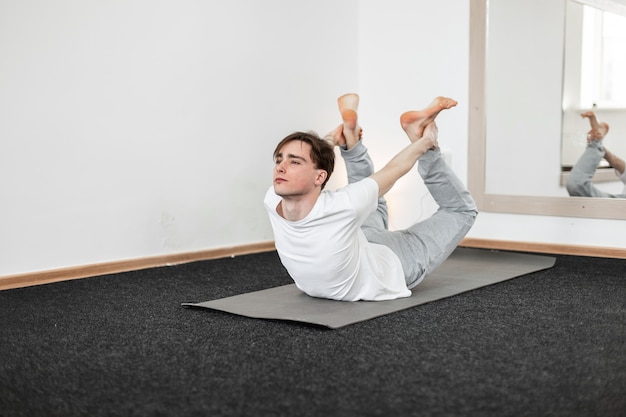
[566,140,626,198]
[341,140,477,289]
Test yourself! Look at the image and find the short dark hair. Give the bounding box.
[273,131,335,189]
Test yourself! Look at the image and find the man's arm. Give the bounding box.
[604,148,626,175]
[369,123,438,198]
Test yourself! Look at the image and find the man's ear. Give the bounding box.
[315,170,328,186]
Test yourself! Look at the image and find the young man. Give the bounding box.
[566,111,626,198]
[264,94,477,301]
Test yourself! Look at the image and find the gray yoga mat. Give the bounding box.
[182,247,556,329]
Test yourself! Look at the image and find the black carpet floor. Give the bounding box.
[0,250,624,417]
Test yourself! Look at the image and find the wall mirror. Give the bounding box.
[469,0,626,220]
[562,0,626,189]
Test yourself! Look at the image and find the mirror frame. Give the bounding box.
[468,0,626,220]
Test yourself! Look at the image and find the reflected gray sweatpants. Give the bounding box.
[566,140,626,198]
[341,141,478,289]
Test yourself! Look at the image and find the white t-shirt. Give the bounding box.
[264,178,411,301]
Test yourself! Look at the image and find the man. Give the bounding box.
[566,111,626,198]
[264,94,477,301]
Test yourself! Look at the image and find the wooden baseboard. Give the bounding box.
[0,241,276,291]
[2,238,624,291]
[460,238,626,259]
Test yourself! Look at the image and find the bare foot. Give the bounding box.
[337,93,361,149]
[587,122,609,142]
[581,111,609,141]
[337,93,359,115]
[581,111,600,129]
[416,122,439,151]
[341,109,358,131]
[400,96,457,142]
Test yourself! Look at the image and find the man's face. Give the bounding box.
[273,140,325,198]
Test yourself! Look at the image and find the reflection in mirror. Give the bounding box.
[468,0,626,219]
[564,110,626,198]
[561,0,626,197]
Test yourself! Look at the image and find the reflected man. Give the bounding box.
[566,111,626,198]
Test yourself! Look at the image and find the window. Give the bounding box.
[580,6,626,108]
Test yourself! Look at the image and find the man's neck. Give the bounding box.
[277,192,321,222]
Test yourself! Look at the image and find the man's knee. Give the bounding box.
[566,175,586,197]
[457,209,478,235]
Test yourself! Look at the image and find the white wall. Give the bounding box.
[357,0,470,230]
[0,0,623,278]
[0,0,359,275]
